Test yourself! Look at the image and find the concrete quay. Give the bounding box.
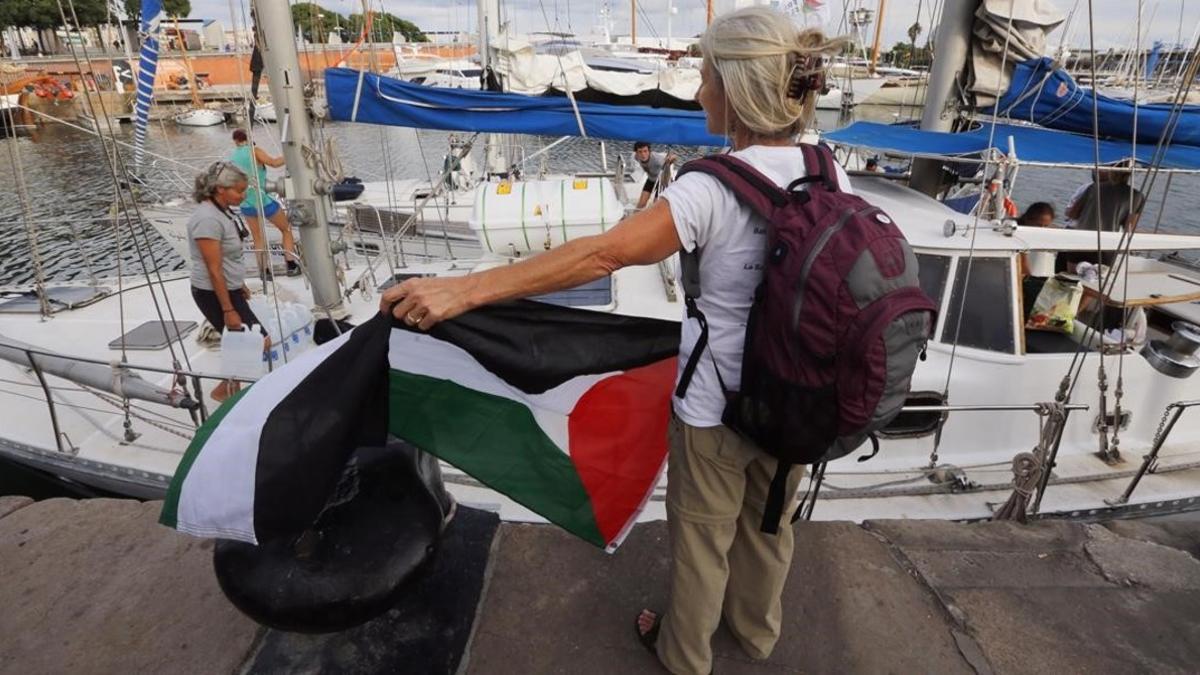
[1,495,1198,674]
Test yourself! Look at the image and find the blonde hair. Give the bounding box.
[192,161,248,203]
[700,7,846,138]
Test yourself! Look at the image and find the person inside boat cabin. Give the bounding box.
[632,141,678,209]
[189,161,263,402]
[1065,163,1146,233]
[382,8,846,674]
[1019,202,1055,228]
[229,129,301,277]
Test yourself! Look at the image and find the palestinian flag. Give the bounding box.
[161,301,679,551]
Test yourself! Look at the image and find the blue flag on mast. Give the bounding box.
[133,0,164,168]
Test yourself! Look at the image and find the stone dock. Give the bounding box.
[2,495,1199,674]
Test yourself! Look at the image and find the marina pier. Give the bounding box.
[2,495,1197,673]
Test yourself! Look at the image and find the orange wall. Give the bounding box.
[6,44,476,88]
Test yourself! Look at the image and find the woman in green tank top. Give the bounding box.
[229,128,300,276]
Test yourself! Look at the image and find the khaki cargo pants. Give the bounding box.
[656,416,805,675]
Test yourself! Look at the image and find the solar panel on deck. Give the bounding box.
[532,277,613,308]
[0,287,112,314]
[108,321,198,350]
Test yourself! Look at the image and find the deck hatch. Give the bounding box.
[108,321,198,351]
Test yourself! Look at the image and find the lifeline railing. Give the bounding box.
[1107,398,1200,506]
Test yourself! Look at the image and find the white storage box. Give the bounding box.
[469,178,624,255]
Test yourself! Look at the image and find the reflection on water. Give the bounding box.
[2,105,1198,287]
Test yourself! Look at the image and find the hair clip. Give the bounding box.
[787,56,826,100]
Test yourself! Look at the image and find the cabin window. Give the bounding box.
[942,257,1015,353]
[915,253,950,307]
[532,276,613,308]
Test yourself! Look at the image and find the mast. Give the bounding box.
[631,0,637,47]
[706,0,712,27]
[869,0,887,74]
[908,0,978,197]
[172,16,202,108]
[666,0,672,52]
[252,0,344,314]
[477,0,508,176]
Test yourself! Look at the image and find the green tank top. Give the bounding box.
[230,144,275,212]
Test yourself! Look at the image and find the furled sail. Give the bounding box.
[992,57,1200,149]
[823,120,1200,170]
[325,68,727,147]
[133,0,164,168]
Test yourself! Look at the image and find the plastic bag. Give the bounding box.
[1026,275,1084,334]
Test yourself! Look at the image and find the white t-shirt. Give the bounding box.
[662,145,852,428]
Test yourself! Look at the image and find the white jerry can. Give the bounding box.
[220,325,265,379]
[468,178,623,255]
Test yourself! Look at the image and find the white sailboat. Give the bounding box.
[169,17,225,127]
[4,0,1200,528]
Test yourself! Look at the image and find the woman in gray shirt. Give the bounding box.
[188,161,261,401]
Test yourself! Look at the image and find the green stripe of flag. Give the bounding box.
[387,369,605,547]
[160,385,252,528]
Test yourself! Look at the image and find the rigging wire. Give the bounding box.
[928,0,1020,468]
[54,0,195,378]
[2,97,51,317]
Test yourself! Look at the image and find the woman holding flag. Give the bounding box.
[382,7,847,674]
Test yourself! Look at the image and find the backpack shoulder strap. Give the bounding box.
[677,154,788,220]
[798,143,839,193]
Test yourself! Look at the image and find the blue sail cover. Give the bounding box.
[133,0,164,168]
[325,68,727,147]
[823,121,1200,170]
[993,57,1200,148]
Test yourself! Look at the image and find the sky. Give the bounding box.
[183,0,1195,51]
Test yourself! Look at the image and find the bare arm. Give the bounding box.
[253,146,286,168]
[196,238,243,330]
[381,200,682,329]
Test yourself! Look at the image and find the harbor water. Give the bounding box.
[4,107,1200,286]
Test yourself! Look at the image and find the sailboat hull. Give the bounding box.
[174,108,225,127]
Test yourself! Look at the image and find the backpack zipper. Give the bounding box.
[847,288,938,363]
[790,205,880,330]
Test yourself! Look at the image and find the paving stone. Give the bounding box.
[0,498,260,675]
[0,495,33,519]
[759,522,972,674]
[1084,524,1200,590]
[468,520,972,674]
[465,521,671,675]
[1101,519,1200,560]
[949,588,1200,675]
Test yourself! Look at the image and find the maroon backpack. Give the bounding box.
[675,145,937,533]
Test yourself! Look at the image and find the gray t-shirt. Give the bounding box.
[1075,182,1146,232]
[634,151,669,179]
[188,200,247,290]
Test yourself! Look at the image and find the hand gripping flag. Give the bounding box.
[161,302,679,551]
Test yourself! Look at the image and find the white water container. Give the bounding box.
[221,326,265,379]
[468,178,623,255]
